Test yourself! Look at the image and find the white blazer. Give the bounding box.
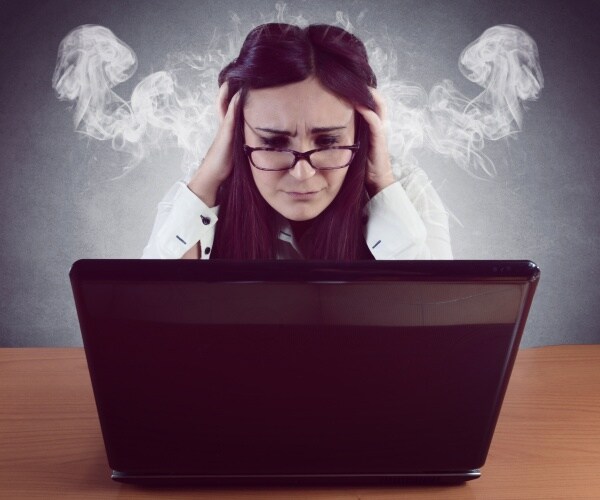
[142,165,452,260]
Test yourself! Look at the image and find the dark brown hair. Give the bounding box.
[212,23,377,260]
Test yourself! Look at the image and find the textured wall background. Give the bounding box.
[0,0,598,347]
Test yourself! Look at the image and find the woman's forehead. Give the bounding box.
[244,78,354,130]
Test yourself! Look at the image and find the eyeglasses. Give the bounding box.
[243,143,360,171]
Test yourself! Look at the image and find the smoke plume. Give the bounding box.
[373,24,544,177]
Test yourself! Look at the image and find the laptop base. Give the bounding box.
[112,470,481,486]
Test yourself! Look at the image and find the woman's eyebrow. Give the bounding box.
[310,125,347,134]
[255,127,295,136]
[311,115,354,134]
[245,120,295,136]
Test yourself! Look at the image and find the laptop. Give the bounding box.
[70,259,539,485]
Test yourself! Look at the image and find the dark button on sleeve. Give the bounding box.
[204,246,211,255]
[201,215,211,225]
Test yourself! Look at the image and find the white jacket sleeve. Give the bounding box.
[364,166,452,260]
[143,166,451,260]
[142,181,219,259]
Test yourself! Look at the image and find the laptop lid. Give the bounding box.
[70,259,539,485]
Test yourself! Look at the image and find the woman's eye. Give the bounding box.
[262,137,289,149]
[316,136,339,148]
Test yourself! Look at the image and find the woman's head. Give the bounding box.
[213,23,378,259]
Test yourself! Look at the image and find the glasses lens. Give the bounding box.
[310,148,353,169]
[250,150,295,170]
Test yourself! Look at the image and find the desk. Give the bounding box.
[0,345,599,499]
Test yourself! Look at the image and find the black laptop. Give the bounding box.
[70,259,539,485]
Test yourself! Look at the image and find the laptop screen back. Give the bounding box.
[71,260,539,480]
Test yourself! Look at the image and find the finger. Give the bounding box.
[217,82,230,121]
[369,88,387,123]
[355,103,385,139]
[222,89,241,125]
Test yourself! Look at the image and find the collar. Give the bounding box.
[276,217,303,258]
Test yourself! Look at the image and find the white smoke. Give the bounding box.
[52,6,543,178]
[372,24,544,177]
[52,24,220,174]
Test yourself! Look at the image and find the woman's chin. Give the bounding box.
[279,207,324,222]
[263,198,325,222]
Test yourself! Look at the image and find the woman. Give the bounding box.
[143,23,452,260]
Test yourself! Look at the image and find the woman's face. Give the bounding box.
[243,77,355,221]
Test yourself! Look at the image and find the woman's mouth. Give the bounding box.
[285,190,321,200]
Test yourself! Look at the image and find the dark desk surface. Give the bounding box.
[1,345,599,499]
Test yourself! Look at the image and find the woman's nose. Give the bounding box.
[288,159,317,181]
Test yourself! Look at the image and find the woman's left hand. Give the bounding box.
[355,88,396,196]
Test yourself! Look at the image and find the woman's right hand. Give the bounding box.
[187,82,240,207]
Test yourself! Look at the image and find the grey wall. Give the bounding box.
[1,0,599,347]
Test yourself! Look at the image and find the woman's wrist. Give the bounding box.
[187,168,222,208]
[366,172,396,197]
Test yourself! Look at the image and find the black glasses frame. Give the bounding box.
[243,142,360,171]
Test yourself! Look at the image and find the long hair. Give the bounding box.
[211,23,378,260]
